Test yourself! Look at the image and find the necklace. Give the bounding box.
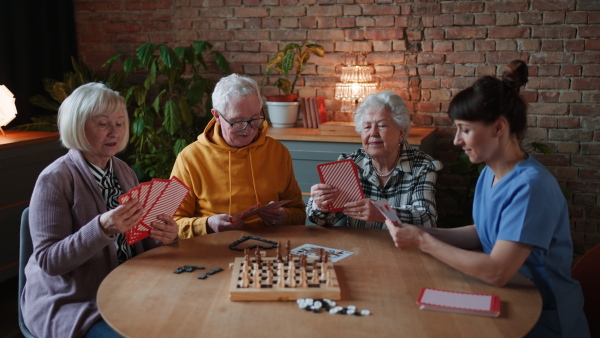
[374,167,394,177]
[373,151,401,177]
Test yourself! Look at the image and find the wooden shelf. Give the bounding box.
[267,124,436,147]
[0,130,60,150]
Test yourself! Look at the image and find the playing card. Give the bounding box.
[122,176,190,245]
[143,179,170,218]
[372,199,402,227]
[290,244,354,263]
[231,200,293,222]
[317,159,364,212]
[138,182,152,209]
[140,176,189,229]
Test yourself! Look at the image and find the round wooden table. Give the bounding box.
[97,226,542,337]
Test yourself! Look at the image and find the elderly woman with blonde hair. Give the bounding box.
[21,82,179,337]
[307,90,443,229]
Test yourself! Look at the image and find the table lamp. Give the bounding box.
[0,85,18,136]
[334,52,377,120]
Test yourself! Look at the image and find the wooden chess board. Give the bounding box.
[228,256,341,301]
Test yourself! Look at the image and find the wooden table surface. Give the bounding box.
[97,226,541,338]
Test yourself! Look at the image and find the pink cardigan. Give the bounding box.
[22,149,160,337]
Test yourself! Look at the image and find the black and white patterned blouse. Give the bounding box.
[307,140,443,229]
[87,159,135,263]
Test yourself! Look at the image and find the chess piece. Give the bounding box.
[287,260,296,288]
[300,266,308,288]
[326,270,335,287]
[253,265,261,288]
[311,260,319,284]
[320,260,327,281]
[285,240,291,263]
[266,260,273,284]
[255,247,262,266]
[239,268,250,288]
[277,262,285,287]
[276,242,282,263]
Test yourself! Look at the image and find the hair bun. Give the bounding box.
[502,60,528,93]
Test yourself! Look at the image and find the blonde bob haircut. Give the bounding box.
[58,82,129,153]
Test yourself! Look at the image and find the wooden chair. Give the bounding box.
[571,244,600,337]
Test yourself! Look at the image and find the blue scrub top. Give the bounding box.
[473,155,589,338]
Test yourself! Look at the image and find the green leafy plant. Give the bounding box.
[261,43,324,96]
[116,41,230,180]
[13,57,126,132]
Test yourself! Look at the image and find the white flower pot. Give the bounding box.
[266,101,300,128]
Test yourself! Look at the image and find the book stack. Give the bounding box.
[299,97,327,128]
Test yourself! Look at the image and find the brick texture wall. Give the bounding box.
[74,0,600,259]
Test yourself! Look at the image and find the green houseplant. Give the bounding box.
[261,43,324,127]
[14,57,126,132]
[115,41,230,180]
[261,42,324,101]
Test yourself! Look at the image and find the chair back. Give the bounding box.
[18,207,36,338]
[571,243,600,338]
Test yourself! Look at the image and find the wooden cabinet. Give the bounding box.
[267,126,436,224]
[0,131,67,281]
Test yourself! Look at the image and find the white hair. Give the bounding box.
[354,90,412,135]
[211,74,263,116]
[58,82,129,153]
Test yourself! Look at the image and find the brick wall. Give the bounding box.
[74,0,600,258]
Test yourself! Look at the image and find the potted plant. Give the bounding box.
[261,42,324,127]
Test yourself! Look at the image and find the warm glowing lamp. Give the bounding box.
[0,85,18,136]
[334,52,377,118]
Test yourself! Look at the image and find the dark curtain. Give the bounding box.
[0,0,76,127]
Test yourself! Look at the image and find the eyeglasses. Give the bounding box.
[217,110,265,132]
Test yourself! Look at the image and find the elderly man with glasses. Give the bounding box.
[170,74,306,238]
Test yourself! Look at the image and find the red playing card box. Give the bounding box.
[317,159,364,212]
[417,287,501,317]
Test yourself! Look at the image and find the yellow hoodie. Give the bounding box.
[171,118,306,238]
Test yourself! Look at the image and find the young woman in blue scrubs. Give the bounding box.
[385,60,589,337]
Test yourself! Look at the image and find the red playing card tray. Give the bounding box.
[317,159,364,212]
[417,287,501,317]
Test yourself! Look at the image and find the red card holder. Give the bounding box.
[317,159,364,212]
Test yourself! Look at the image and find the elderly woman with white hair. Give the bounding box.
[307,90,443,229]
[21,82,178,337]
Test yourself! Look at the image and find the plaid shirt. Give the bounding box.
[307,140,443,229]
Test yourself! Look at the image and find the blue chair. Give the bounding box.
[571,243,600,338]
[18,207,36,338]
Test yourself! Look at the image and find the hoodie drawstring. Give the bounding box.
[228,149,260,216]
[249,150,259,205]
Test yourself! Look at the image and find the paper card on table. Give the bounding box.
[290,244,353,263]
[372,199,401,227]
[417,287,501,317]
[231,200,293,222]
[317,159,364,212]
